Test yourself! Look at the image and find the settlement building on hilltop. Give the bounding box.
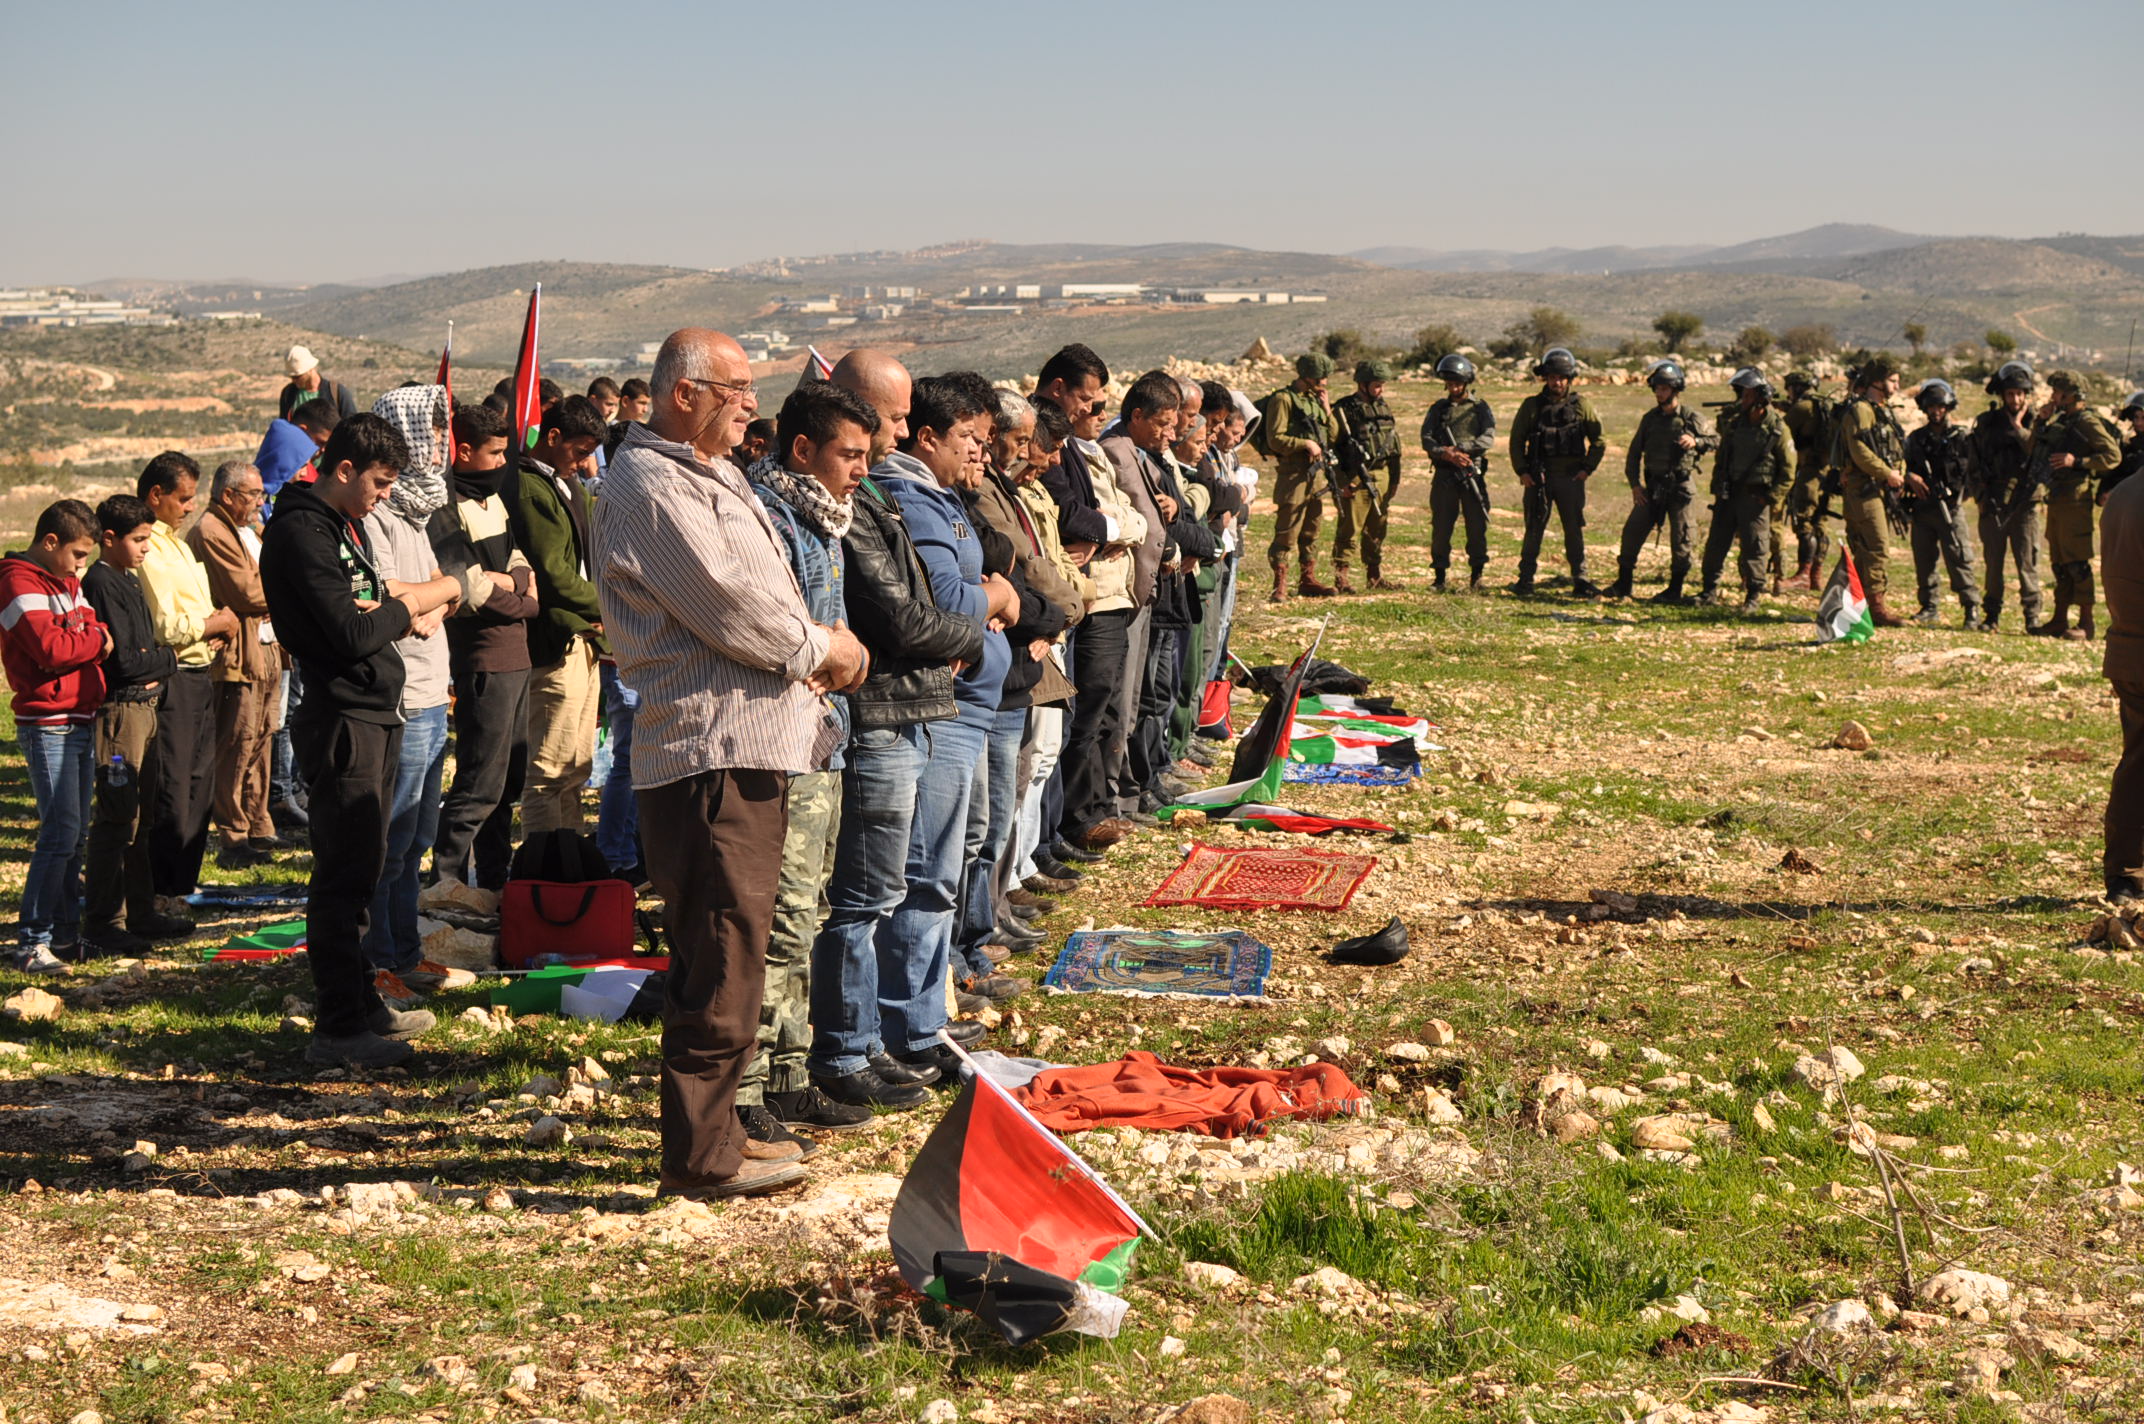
[0,287,172,327]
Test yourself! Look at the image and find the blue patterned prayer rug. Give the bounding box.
[1042,929,1272,1001]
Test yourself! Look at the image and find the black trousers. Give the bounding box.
[1058,608,1132,837]
[432,667,531,890]
[1131,624,1182,795]
[2107,680,2144,894]
[294,713,400,1038]
[148,665,217,898]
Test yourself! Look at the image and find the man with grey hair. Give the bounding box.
[596,328,867,1200]
[185,459,282,865]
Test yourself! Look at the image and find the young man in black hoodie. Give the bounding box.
[261,413,461,1067]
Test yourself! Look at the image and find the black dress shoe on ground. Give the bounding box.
[75,926,153,959]
[891,1043,969,1082]
[739,1101,817,1159]
[215,843,266,870]
[767,1085,875,1131]
[1328,915,1411,966]
[133,911,197,942]
[955,990,991,1015]
[1052,839,1104,865]
[1034,860,1085,883]
[811,1067,932,1110]
[941,1019,987,1046]
[995,920,1044,947]
[1023,873,1078,895]
[869,1052,940,1086]
[960,973,1028,1002]
[249,834,295,854]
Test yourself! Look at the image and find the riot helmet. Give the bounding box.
[1533,347,1579,379]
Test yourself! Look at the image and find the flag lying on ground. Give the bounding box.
[509,285,542,452]
[890,1037,1149,1345]
[1816,548,1874,645]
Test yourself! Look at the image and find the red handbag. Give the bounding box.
[498,878,638,967]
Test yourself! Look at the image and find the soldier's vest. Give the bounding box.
[1427,399,1493,476]
[1796,393,1837,466]
[1921,427,1972,501]
[1720,413,1785,492]
[1973,407,2035,501]
[1532,397,1589,461]
[1338,398,1400,470]
[1840,396,1903,476]
[2036,411,2094,497]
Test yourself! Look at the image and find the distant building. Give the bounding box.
[1041,283,1145,301]
[801,314,857,330]
[958,305,1023,315]
[0,286,169,327]
[780,296,842,314]
[737,329,792,350]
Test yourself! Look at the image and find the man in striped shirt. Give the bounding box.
[593,328,866,1201]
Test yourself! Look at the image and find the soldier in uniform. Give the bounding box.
[1420,353,1496,593]
[2105,391,2144,501]
[1508,347,1604,597]
[1330,359,1405,592]
[1605,359,1716,603]
[1261,352,1340,602]
[1970,360,2045,633]
[1901,379,1984,629]
[1838,356,1910,627]
[1695,370,1792,613]
[1779,371,1837,587]
[2033,370,2124,640]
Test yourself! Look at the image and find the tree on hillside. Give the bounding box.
[1902,321,1928,355]
[1734,326,1774,362]
[1315,329,1394,369]
[1780,323,1835,360]
[1651,310,1704,354]
[1506,306,1580,356]
[1985,328,2017,355]
[1404,323,1467,368]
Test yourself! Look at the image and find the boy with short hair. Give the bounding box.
[2,500,110,971]
[81,496,187,957]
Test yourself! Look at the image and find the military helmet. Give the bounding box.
[1914,378,1958,411]
[1295,351,1335,382]
[2046,369,2082,395]
[1534,347,1579,378]
[1985,360,2035,395]
[1433,353,1476,384]
[1729,366,1768,392]
[1646,360,1686,391]
[1354,359,1392,385]
[1783,371,1814,394]
[1857,355,1897,384]
[2120,390,2144,418]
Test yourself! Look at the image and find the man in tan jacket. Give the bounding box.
[188,461,283,864]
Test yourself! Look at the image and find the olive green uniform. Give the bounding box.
[2037,404,2123,631]
[736,766,839,1106]
[1839,395,1907,603]
[1331,391,1404,577]
[1510,388,1604,588]
[1613,402,1717,593]
[1421,396,1497,584]
[1780,391,1836,574]
[1262,385,1339,567]
[1700,407,1793,599]
[1970,405,2044,628]
[1901,422,1981,620]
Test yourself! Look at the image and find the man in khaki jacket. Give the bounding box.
[187,461,283,864]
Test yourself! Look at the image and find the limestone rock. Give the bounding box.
[2008,1322,2093,1365]
[1385,1041,1430,1062]
[1160,1396,1251,1424]
[1422,1020,1456,1047]
[2,987,63,1023]
[1810,1299,1874,1335]
[1921,1268,2010,1315]
[1550,1110,1600,1143]
[1832,720,1873,751]
[325,1353,358,1376]
[525,1115,571,1147]
[1181,1262,1242,1291]
[1631,1117,1696,1152]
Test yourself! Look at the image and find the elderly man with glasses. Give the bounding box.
[186,459,285,865]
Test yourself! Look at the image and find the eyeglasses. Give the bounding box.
[685,376,755,400]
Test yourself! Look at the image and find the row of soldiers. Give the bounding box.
[1254,347,2143,631]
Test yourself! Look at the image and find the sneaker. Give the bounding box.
[890,1043,970,1082]
[133,911,197,942]
[305,1030,413,1068]
[658,1159,807,1200]
[372,969,426,1010]
[14,944,66,974]
[1910,607,1940,626]
[869,1052,940,1086]
[368,1004,437,1040]
[960,973,1028,1002]
[811,1067,933,1110]
[1052,839,1104,865]
[768,1085,875,1132]
[738,1102,816,1160]
[397,959,477,993]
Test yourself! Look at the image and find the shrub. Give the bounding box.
[1651,311,1703,354]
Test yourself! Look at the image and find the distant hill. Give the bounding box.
[1740,239,2144,296]
[1349,224,1930,275]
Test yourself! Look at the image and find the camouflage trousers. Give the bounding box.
[1332,463,1399,573]
[1699,490,1773,597]
[1786,463,1834,573]
[738,767,841,1102]
[1839,470,1893,602]
[1976,500,2043,627]
[1908,498,1981,616]
[2047,487,2096,613]
[1266,463,1325,565]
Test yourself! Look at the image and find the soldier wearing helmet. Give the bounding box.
[1259,351,1341,601]
[1605,359,1716,603]
[1836,356,1910,626]
[1778,371,1838,588]
[1900,379,1984,629]
[2031,371,2123,640]
[1694,370,1791,614]
[1508,347,1605,597]
[1419,353,1496,592]
[1330,359,1404,592]
[1970,359,2046,631]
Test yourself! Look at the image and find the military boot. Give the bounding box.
[1297,559,1336,598]
[1739,590,1764,616]
[1981,599,2002,632]
[1571,576,1604,599]
[1432,567,1448,593]
[1962,603,1986,632]
[1468,566,1485,593]
[1790,560,1813,587]
[2070,570,2096,641]
[1910,605,1940,626]
[1649,567,1689,606]
[1868,595,1907,629]
[2031,601,2070,638]
[1332,564,1355,595]
[1268,560,1291,604]
[1605,570,1635,600]
[1694,583,1722,607]
[1367,565,1401,591]
[1806,560,1824,590]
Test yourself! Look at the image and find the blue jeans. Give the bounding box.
[595,663,641,872]
[17,723,93,949]
[808,723,928,1077]
[876,712,986,1053]
[956,703,1027,979]
[362,703,448,972]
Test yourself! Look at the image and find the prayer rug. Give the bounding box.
[1281,761,1417,787]
[187,884,308,910]
[1143,843,1376,912]
[1042,929,1271,1000]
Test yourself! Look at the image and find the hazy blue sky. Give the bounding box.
[7,0,2139,284]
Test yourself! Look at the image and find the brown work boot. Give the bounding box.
[1332,565,1355,595]
[1790,562,1812,588]
[2069,606,2095,642]
[1268,561,1290,604]
[1771,576,1785,595]
[1868,595,1906,629]
[2032,602,2070,638]
[658,1160,807,1201]
[1297,560,1336,598]
[1806,561,1823,590]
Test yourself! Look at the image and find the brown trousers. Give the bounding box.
[213,676,277,847]
[2106,680,2144,893]
[641,767,790,1184]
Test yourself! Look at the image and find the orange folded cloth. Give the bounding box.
[1013,1050,1368,1139]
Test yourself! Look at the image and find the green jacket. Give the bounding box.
[1510,389,1603,477]
[1420,395,1497,476]
[505,457,608,667]
[1713,408,1793,501]
[1623,403,1717,491]
[1261,385,1338,474]
[1332,392,1401,483]
[1842,397,1906,483]
[2033,404,2123,497]
[1780,393,1832,470]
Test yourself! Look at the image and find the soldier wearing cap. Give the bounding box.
[1606,359,1716,603]
[1901,379,1984,629]
[1837,356,1910,626]
[1420,353,1496,592]
[2033,371,2123,639]
[2106,391,2144,501]
[1508,347,1604,597]
[1330,359,1404,591]
[1260,352,1341,601]
[1779,371,1837,587]
[1970,360,2045,632]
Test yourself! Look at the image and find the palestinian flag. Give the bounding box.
[1816,548,1874,645]
[204,920,307,962]
[802,344,834,383]
[509,285,543,452]
[434,320,453,414]
[890,1041,1149,1345]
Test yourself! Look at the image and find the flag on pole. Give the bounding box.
[510,286,543,452]
[434,320,454,415]
[889,1037,1149,1345]
[1815,548,1874,644]
[802,344,834,383]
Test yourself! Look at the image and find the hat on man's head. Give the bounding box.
[2046,369,2083,394]
[1354,359,1392,384]
[1296,352,1335,381]
[285,345,320,378]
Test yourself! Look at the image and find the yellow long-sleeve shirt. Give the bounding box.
[139,521,217,668]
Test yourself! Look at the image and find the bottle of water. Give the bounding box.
[108,753,128,789]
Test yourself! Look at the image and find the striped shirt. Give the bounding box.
[592,422,835,787]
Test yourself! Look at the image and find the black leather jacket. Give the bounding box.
[840,476,985,729]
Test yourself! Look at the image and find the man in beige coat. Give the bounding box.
[187,460,283,864]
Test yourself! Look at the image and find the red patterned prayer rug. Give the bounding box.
[1142,842,1376,911]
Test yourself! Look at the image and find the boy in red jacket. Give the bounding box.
[1,499,111,971]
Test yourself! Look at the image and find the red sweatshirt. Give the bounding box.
[0,552,107,725]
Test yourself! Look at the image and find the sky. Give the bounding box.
[6,0,2140,285]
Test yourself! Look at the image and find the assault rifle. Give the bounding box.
[1427,406,1491,524]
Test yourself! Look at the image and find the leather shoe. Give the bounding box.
[1052,839,1104,864]
[979,940,1015,965]
[1035,859,1084,883]
[891,1043,969,1082]
[1007,888,1058,912]
[941,1018,987,1046]
[995,920,1044,947]
[1076,820,1132,850]
[658,1160,807,1199]
[960,973,1028,1002]
[1023,873,1078,894]
[813,1066,932,1109]
[955,990,991,1015]
[1121,810,1160,829]
[1328,915,1410,966]
[1008,901,1043,922]
[869,1052,939,1086]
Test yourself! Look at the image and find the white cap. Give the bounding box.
[284,345,320,377]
